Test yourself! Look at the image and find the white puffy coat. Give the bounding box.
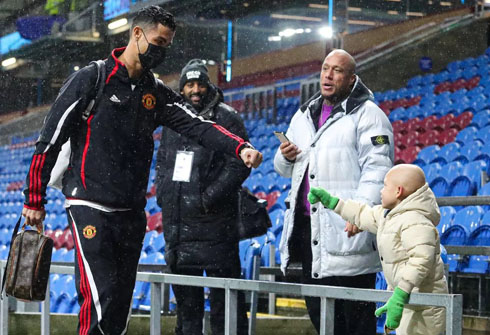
[274,76,394,278]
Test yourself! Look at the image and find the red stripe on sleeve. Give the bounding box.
[36,154,46,208]
[81,115,94,190]
[28,155,37,206]
[212,124,246,158]
[32,155,42,208]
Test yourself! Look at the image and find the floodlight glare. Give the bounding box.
[2,57,16,67]
[108,18,128,30]
[279,28,296,37]
[318,26,333,38]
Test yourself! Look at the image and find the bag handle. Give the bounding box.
[1,215,23,299]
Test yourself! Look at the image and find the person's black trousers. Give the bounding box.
[173,253,248,335]
[67,206,147,335]
[297,213,377,335]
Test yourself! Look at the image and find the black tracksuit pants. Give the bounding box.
[173,254,248,335]
[296,213,377,335]
[67,205,146,335]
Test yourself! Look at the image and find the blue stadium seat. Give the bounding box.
[469,109,490,129]
[142,230,159,254]
[430,176,449,197]
[239,239,261,279]
[430,161,463,197]
[132,281,150,310]
[414,145,440,166]
[475,125,490,144]
[468,213,490,246]
[454,206,485,234]
[253,231,276,267]
[436,142,461,165]
[440,245,448,264]
[455,126,478,144]
[437,206,456,236]
[448,160,488,196]
[141,251,165,265]
[269,208,284,227]
[52,247,69,262]
[422,162,443,184]
[460,256,489,274]
[446,254,462,272]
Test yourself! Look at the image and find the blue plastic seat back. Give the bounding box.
[439,206,456,231]
[455,126,478,143]
[469,109,490,129]
[422,162,442,184]
[416,145,440,165]
[475,125,490,143]
[441,225,467,246]
[454,206,485,234]
[460,255,489,274]
[468,223,490,246]
[430,176,449,197]
[438,142,461,164]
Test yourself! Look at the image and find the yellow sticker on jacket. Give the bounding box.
[82,225,97,239]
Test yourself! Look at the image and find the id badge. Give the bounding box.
[172,151,194,182]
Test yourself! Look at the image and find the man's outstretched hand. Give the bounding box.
[240,148,263,168]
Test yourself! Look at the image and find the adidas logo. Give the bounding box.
[110,95,121,103]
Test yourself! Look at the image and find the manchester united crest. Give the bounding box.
[142,93,156,110]
[82,225,97,239]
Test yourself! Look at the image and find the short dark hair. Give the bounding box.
[131,5,176,32]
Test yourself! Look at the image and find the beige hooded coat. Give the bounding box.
[334,183,448,335]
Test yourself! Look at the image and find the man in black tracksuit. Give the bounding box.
[156,60,249,335]
[22,7,262,335]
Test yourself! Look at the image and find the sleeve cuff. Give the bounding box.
[236,142,253,158]
[333,199,344,214]
[23,204,44,211]
[398,279,415,294]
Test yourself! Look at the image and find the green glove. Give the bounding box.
[375,287,410,330]
[307,187,339,209]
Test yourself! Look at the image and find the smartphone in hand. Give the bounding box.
[274,131,290,143]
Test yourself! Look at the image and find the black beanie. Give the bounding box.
[179,59,210,91]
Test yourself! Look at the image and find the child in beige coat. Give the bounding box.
[308,164,448,335]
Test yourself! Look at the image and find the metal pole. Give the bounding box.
[224,286,237,335]
[150,283,162,335]
[319,297,335,335]
[162,283,170,314]
[0,266,8,335]
[249,254,261,335]
[41,280,50,335]
[446,294,463,335]
[268,244,276,315]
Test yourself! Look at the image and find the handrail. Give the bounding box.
[0,262,463,335]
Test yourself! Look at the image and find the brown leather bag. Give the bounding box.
[1,217,53,301]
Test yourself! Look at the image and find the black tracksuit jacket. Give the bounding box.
[24,48,248,211]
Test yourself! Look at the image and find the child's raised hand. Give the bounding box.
[308,187,339,209]
[344,222,361,238]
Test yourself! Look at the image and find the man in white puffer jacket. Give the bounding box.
[274,49,394,334]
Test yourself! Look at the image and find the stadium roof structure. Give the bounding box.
[0,0,474,80]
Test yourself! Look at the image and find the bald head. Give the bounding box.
[325,49,356,75]
[388,164,426,197]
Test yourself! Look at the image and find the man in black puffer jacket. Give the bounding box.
[155,59,249,335]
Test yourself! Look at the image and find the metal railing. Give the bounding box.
[0,262,463,335]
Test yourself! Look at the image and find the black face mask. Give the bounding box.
[137,30,167,71]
